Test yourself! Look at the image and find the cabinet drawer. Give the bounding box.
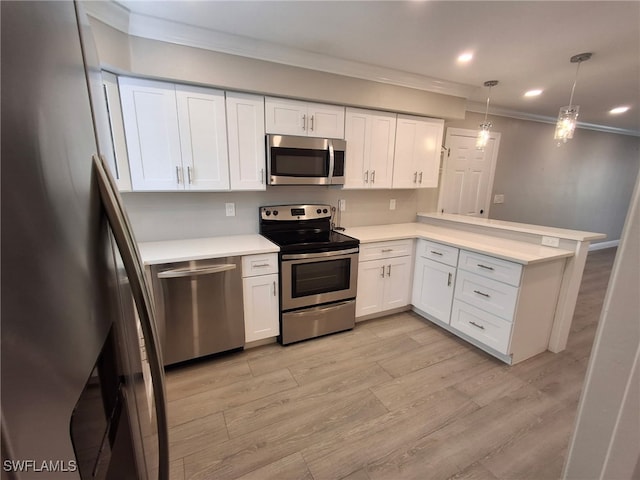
[242,253,278,277]
[454,270,518,321]
[458,250,522,286]
[360,239,413,261]
[451,300,512,354]
[416,239,459,267]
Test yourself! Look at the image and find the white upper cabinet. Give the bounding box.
[101,72,132,191]
[392,114,444,189]
[175,85,229,190]
[119,77,183,191]
[344,108,396,189]
[265,97,345,139]
[119,77,230,191]
[226,92,266,190]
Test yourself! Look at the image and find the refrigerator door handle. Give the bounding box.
[93,154,169,480]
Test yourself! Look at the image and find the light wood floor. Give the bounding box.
[166,248,616,480]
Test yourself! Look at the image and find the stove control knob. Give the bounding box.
[265,210,271,216]
[316,208,322,214]
[273,210,279,216]
[323,208,328,214]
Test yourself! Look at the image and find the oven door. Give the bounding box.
[281,248,358,311]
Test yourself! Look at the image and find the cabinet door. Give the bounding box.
[226,92,266,191]
[412,257,456,323]
[176,85,229,190]
[367,111,397,188]
[383,256,412,310]
[265,97,306,135]
[243,274,279,342]
[345,108,397,189]
[356,259,386,317]
[344,109,369,188]
[306,102,345,139]
[119,77,182,191]
[393,115,444,189]
[101,72,132,191]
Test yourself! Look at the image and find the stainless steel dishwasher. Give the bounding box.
[150,257,244,365]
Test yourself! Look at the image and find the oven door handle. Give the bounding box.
[286,300,354,316]
[281,248,359,260]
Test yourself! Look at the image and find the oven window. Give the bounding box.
[271,147,328,177]
[291,258,350,297]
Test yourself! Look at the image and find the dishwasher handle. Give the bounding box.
[157,263,237,279]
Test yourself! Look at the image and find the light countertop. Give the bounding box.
[417,213,607,242]
[342,223,575,265]
[138,234,279,265]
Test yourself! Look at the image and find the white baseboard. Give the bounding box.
[589,240,619,251]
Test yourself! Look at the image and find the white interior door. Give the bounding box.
[437,128,500,217]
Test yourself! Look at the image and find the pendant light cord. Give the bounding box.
[568,60,582,108]
[483,86,493,123]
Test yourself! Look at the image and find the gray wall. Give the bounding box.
[122,187,423,243]
[447,112,640,243]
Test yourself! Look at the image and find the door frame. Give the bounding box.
[437,127,501,217]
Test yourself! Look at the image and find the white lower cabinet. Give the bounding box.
[356,240,413,318]
[412,241,566,364]
[242,254,279,343]
[412,256,456,324]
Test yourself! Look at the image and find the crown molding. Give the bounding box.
[82,1,475,99]
[466,101,640,137]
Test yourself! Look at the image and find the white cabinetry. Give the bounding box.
[119,77,229,191]
[356,240,413,318]
[242,253,279,343]
[412,240,459,324]
[226,92,266,190]
[101,71,132,191]
[265,97,345,139]
[413,245,566,364]
[344,108,396,189]
[392,115,444,189]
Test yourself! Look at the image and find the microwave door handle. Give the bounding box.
[328,141,335,184]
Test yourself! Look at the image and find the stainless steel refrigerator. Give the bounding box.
[1,2,169,479]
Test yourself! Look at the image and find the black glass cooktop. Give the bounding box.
[258,204,359,254]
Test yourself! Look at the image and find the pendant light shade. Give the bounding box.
[554,53,592,145]
[476,80,498,151]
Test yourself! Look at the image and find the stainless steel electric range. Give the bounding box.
[259,204,359,344]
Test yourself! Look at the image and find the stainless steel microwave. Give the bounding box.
[266,134,346,185]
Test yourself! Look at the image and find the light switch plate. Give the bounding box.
[225,202,236,217]
[390,199,396,210]
[494,194,505,204]
[338,199,346,211]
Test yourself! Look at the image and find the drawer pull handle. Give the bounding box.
[252,263,270,268]
[469,321,485,330]
[477,264,495,271]
[473,290,491,298]
[447,272,452,287]
[430,250,443,256]
[381,248,394,253]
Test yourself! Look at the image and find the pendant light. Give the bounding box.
[554,52,592,145]
[476,80,498,151]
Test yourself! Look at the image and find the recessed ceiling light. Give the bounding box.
[524,89,543,97]
[457,52,473,63]
[610,106,630,114]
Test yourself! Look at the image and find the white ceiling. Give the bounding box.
[107,1,640,135]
